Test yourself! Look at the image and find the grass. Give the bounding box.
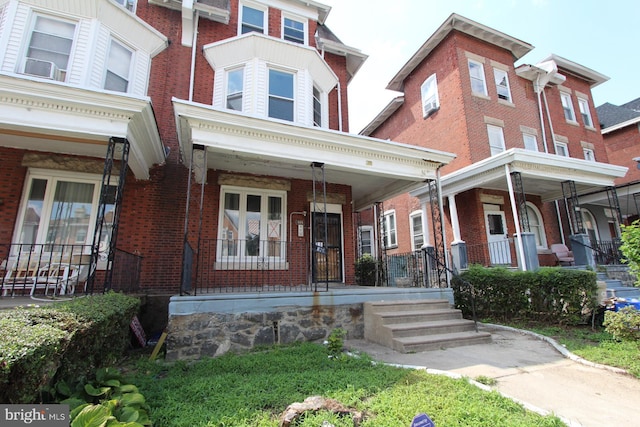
[126,342,565,427]
[497,320,640,378]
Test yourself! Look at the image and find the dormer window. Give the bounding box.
[268,69,294,121]
[23,15,76,82]
[240,3,266,35]
[283,16,305,44]
[226,68,244,111]
[104,39,132,93]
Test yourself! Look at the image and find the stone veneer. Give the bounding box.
[604,265,637,287]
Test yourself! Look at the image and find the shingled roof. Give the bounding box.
[596,98,640,129]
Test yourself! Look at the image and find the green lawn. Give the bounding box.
[127,342,564,427]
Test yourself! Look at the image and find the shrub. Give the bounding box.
[619,220,640,286]
[355,254,379,286]
[604,306,640,341]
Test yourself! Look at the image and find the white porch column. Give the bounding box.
[448,194,464,244]
[420,201,431,248]
[505,164,527,270]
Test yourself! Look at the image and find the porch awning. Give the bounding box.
[172,98,456,211]
[412,148,628,202]
[0,74,165,180]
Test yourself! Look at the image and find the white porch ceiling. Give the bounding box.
[172,99,456,211]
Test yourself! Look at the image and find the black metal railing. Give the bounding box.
[191,239,316,293]
[385,251,431,288]
[592,239,623,265]
[465,239,518,268]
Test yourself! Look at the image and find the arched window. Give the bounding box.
[580,209,599,244]
[525,202,546,249]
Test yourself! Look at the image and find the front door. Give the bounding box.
[312,212,342,282]
[484,208,511,265]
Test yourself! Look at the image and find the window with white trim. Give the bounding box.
[382,211,397,248]
[555,140,569,157]
[114,0,136,12]
[583,147,595,162]
[268,68,294,121]
[104,38,132,93]
[487,124,506,156]
[523,133,538,151]
[525,202,547,249]
[240,3,266,35]
[493,68,511,102]
[560,92,576,122]
[420,73,439,117]
[577,98,593,127]
[312,85,322,127]
[468,59,487,96]
[23,15,76,82]
[409,211,424,251]
[226,68,244,111]
[218,187,286,263]
[282,16,306,44]
[14,171,116,253]
[358,226,374,257]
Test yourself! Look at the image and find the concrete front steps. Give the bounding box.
[363,299,491,353]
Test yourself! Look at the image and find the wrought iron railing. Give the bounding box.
[190,239,318,293]
[384,250,445,288]
[592,239,623,265]
[465,239,518,268]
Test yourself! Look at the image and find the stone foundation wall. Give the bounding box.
[166,304,365,361]
[605,265,637,287]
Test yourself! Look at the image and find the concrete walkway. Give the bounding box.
[346,324,640,427]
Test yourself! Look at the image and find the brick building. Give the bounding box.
[360,14,627,275]
[0,0,455,297]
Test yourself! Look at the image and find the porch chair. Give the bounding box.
[550,243,574,266]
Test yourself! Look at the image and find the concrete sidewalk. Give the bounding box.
[346,325,640,427]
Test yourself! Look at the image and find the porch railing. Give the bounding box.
[465,239,518,268]
[191,239,316,293]
[592,239,623,265]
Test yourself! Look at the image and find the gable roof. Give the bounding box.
[596,99,640,132]
[387,13,533,91]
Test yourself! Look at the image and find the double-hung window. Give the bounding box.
[523,133,538,151]
[268,69,294,121]
[313,86,322,126]
[555,140,569,157]
[14,171,116,255]
[487,124,506,156]
[283,16,305,44]
[420,73,439,117]
[240,4,266,34]
[577,98,593,127]
[560,92,576,122]
[218,187,286,265]
[24,15,76,82]
[468,59,487,96]
[226,68,244,111]
[104,39,132,93]
[409,211,424,251]
[382,211,397,248]
[583,147,595,162]
[493,68,511,102]
[358,226,374,257]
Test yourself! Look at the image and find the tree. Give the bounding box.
[619,220,640,286]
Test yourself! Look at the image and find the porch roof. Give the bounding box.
[0,74,166,180]
[172,98,456,211]
[411,148,628,202]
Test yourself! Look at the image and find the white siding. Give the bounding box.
[295,69,308,125]
[131,51,150,96]
[254,60,267,117]
[67,19,92,85]
[90,25,110,88]
[213,67,225,109]
[1,3,29,74]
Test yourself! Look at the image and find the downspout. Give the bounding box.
[535,73,549,154]
[188,12,199,102]
[505,164,527,271]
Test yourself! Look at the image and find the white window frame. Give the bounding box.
[468,59,488,96]
[555,140,569,157]
[268,67,295,122]
[114,0,136,12]
[282,13,307,44]
[22,14,77,82]
[420,73,439,117]
[382,210,397,248]
[409,210,424,251]
[560,92,576,123]
[216,186,287,268]
[583,147,595,162]
[104,38,133,93]
[358,225,375,257]
[577,97,594,128]
[226,67,244,111]
[525,202,547,250]
[487,124,506,156]
[239,1,267,35]
[312,85,322,127]
[493,68,511,102]
[523,133,538,152]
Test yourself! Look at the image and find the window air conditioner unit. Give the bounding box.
[24,58,60,80]
[422,100,438,117]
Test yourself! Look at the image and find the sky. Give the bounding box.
[320,0,639,133]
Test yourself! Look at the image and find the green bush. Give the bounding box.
[0,292,140,404]
[604,306,640,341]
[452,265,597,325]
[619,220,640,286]
[354,254,379,286]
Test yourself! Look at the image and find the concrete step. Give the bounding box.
[394,330,493,353]
[608,287,640,299]
[373,309,462,324]
[365,299,451,313]
[387,318,477,337]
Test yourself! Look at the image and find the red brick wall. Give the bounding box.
[603,125,640,186]
[0,147,27,243]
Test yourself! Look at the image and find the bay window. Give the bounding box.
[23,15,76,82]
[104,38,133,92]
[226,68,244,111]
[268,69,294,121]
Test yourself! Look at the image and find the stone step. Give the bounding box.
[365,299,451,313]
[608,287,640,299]
[394,330,492,353]
[387,318,477,337]
[373,309,463,324]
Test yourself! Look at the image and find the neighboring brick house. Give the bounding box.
[596,98,640,224]
[0,0,454,297]
[359,14,627,274]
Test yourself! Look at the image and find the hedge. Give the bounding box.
[452,265,598,325]
[0,292,140,404]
